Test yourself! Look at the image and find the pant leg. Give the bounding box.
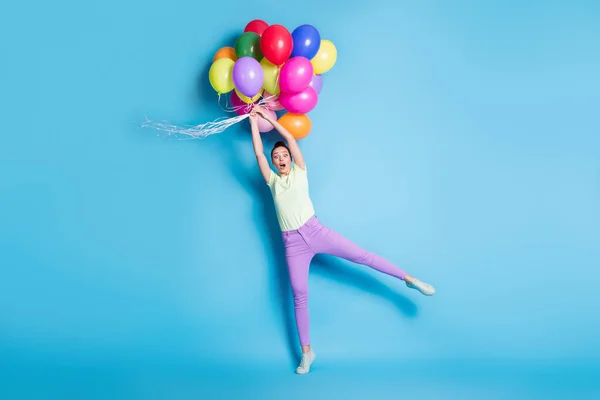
[311,224,407,280]
[282,231,315,346]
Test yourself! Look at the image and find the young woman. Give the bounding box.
[249,106,435,375]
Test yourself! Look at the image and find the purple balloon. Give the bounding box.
[279,86,318,114]
[279,56,314,93]
[309,74,323,94]
[232,56,264,98]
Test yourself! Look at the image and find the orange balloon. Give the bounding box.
[213,46,237,62]
[278,113,312,139]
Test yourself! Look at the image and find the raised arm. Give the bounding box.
[249,109,273,184]
[255,107,305,170]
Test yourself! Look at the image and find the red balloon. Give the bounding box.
[260,24,293,66]
[244,19,269,36]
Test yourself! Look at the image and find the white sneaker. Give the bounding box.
[296,350,316,374]
[406,278,435,296]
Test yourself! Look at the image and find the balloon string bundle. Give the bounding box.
[142,19,337,141]
[142,95,276,140]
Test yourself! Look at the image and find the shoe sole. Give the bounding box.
[408,284,435,296]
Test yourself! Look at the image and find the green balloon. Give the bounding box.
[235,32,263,60]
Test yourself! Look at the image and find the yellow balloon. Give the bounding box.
[260,58,280,95]
[209,58,235,94]
[311,40,337,74]
[235,88,263,104]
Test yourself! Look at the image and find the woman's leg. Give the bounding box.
[310,223,435,295]
[282,231,315,350]
[286,250,314,349]
[283,229,319,374]
[312,225,408,280]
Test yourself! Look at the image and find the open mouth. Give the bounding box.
[279,163,287,169]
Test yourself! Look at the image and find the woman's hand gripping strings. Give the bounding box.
[251,106,305,170]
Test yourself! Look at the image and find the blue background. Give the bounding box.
[1,0,599,398]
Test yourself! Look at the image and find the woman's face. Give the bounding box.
[272,147,291,175]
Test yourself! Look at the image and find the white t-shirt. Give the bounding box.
[267,164,315,232]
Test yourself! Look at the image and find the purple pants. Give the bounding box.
[282,215,407,346]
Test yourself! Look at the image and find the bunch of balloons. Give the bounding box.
[209,19,337,139]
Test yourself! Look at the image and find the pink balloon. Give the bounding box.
[256,107,277,132]
[262,91,284,111]
[278,56,314,93]
[279,86,318,114]
[230,90,254,115]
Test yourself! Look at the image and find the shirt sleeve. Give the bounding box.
[293,163,307,175]
[293,162,306,171]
